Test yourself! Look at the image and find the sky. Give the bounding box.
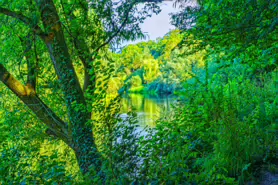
[140,1,181,40]
[121,1,181,47]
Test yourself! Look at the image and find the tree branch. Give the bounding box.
[19,34,37,90]
[0,7,46,39]
[92,4,133,55]
[59,0,95,93]
[0,63,69,144]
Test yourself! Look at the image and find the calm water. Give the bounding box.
[121,94,177,127]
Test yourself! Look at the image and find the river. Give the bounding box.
[121,93,177,127]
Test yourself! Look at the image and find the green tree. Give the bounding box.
[0,0,161,175]
[172,0,277,72]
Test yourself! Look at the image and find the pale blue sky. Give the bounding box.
[121,1,180,47]
[140,1,180,40]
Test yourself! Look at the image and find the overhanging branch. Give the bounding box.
[0,63,69,144]
[92,3,135,56]
[0,7,46,39]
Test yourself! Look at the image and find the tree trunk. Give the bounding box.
[70,127,102,174]
[1,0,104,176]
[34,0,102,175]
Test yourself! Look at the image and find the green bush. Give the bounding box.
[135,62,277,184]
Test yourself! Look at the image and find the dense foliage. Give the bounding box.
[107,30,207,95]
[0,0,277,184]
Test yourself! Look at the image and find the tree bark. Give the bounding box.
[34,0,102,174]
[0,64,102,174]
[1,0,103,175]
[70,127,102,174]
[0,64,69,144]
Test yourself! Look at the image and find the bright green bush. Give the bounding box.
[128,75,144,93]
[135,61,277,184]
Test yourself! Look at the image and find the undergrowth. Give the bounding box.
[0,60,277,184]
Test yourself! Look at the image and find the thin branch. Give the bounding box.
[33,32,39,90]
[18,33,37,89]
[92,4,134,56]
[0,7,46,39]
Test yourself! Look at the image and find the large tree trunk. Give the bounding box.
[0,0,106,176]
[71,127,102,174]
[0,0,103,175]
[34,0,102,174]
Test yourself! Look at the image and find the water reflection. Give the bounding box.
[121,94,176,127]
